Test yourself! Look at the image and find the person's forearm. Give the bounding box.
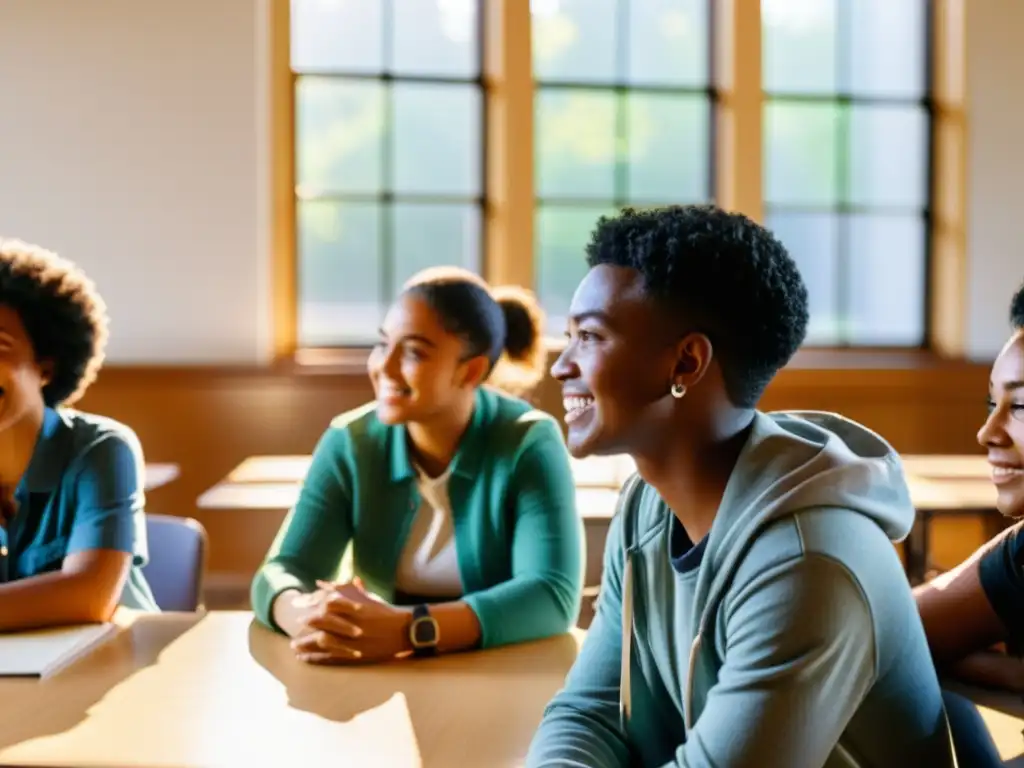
[947,650,1024,693]
[430,601,482,654]
[0,572,115,632]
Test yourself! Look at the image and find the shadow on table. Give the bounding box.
[247,619,579,765]
[0,613,200,754]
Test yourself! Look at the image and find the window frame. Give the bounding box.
[271,0,967,364]
[760,0,936,349]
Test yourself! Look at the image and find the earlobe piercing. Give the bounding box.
[671,382,687,399]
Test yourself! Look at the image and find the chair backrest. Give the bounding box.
[142,514,208,612]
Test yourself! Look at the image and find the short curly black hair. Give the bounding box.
[1011,280,1024,330]
[0,239,108,406]
[585,205,809,408]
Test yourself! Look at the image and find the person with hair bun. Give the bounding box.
[252,267,583,664]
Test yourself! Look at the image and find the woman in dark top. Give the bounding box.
[917,280,1024,684]
[916,279,1024,766]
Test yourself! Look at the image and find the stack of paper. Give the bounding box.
[0,623,118,679]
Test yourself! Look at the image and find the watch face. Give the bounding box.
[412,617,438,646]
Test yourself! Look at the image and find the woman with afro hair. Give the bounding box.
[0,238,157,631]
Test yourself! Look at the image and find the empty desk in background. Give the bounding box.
[144,463,180,491]
[0,611,582,768]
[901,454,990,481]
[221,453,637,489]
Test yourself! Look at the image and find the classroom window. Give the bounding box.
[762,0,932,347]
[531,0,716,335]
[291,0,485,346]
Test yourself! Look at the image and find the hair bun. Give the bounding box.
[489,286,546,394]
[493,286,543,361]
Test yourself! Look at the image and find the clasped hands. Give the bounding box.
[289,578,414,665]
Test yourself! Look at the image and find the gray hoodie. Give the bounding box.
[529,411,957,767]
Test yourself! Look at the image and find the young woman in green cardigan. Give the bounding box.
[251,267,583,664]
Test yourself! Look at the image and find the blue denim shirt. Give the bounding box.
[0,407,158,611]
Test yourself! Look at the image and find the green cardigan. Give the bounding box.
[251,387,584,648]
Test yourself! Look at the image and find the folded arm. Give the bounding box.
[463,420,584,649]
[0,550,131,631]
[251,428,355,634]
[915,523,1020,672]
[0,433,143,631]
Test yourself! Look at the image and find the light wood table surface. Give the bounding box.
[223,454,637,491]
[0,611,582,768]
[902,454,990,481]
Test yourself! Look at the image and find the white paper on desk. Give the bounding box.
[0,623,117,679]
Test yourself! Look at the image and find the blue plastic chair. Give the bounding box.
[142,514,208,612]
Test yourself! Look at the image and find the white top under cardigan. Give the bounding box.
[393,463,464,598]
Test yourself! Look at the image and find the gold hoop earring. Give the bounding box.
[671,382,686,399]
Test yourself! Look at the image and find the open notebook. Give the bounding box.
[0,623,118,679]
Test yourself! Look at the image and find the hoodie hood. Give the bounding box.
[692,409,915,629]
[617,409,918,735]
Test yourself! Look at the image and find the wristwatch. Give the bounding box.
[409,604,439,657]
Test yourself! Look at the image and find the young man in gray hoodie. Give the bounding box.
[529,205,956,767]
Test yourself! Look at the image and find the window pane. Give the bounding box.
[291,0,383,73]
[297,201,382,346]
[391,0,479,77]
[295,79,385,195]
[536,205,618,333]
[392,203,481,293]
[766,211,839,344]
[848,104,928,209]
[392,83,481,196]
[762,0,837,94]
[846,0,926,98]
[532,0,617,83]
[627,0,709,86]
[626,93,709,203]
[764,102,839,206]
[846,213,926,345]
[536,89,618,200]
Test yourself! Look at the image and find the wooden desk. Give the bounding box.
[224,454,636,491]
[0,611,582,768]
[903,476,1002,584]
[902,454,990,481]
[144,462,180,491]
[0,613,1020,766]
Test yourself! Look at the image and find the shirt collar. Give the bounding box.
[17,407,71,495]
[387,389,491,482]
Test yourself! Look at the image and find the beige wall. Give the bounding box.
[0,0,273,364]
[0,0,1019,362]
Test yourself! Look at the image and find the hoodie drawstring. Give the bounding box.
[619,557,633,732]
[684,632,701,732]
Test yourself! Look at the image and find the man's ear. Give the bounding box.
[672,332,714,388]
